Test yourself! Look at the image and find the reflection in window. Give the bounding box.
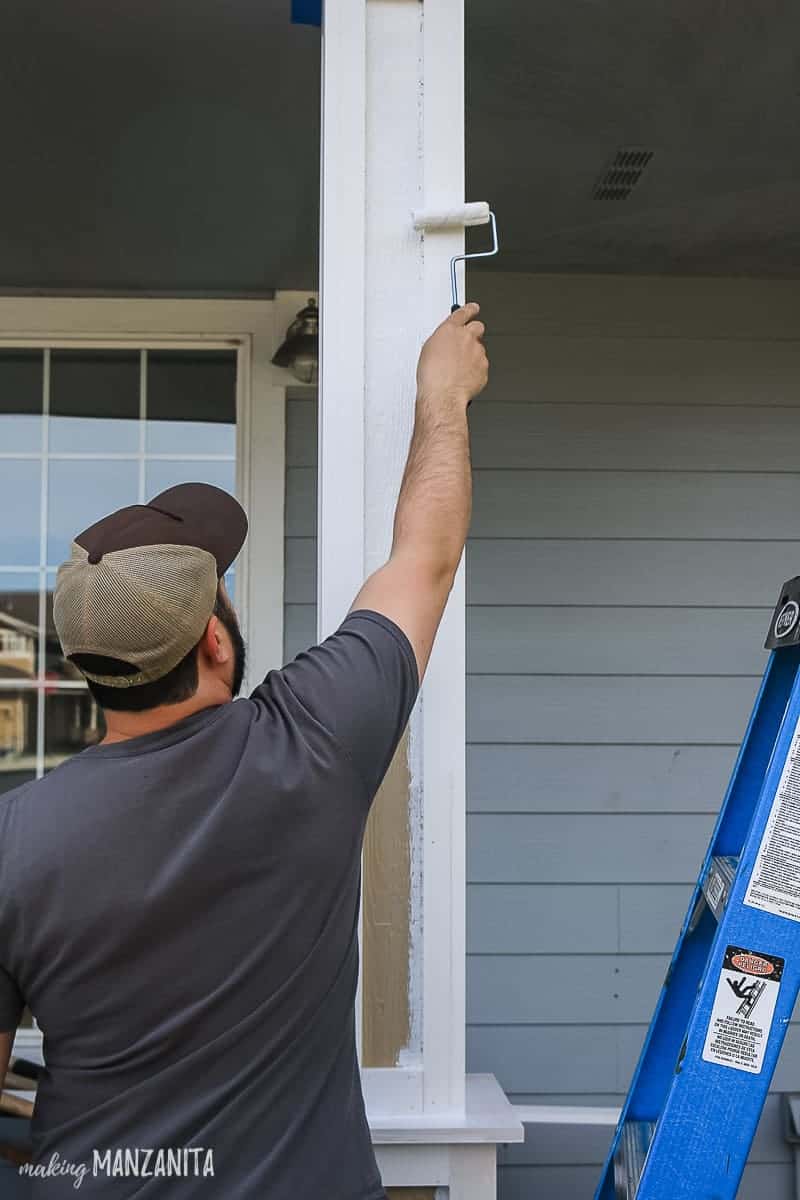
[0,574,39,681]
[50,351,140,454]
[147,350,236,456]
[46,691,104,766]
[0,461,41,565]
[0,689,36,793]
[1,343,239,789]
[47,459,139,568]
[0,350,42,453]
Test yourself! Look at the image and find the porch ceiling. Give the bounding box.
[3,3,800,292]
[467,0,800,277]
[0,0,320,294]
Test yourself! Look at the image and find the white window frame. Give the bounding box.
[2,293,305,1061]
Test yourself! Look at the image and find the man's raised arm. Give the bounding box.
[350,302,488,682]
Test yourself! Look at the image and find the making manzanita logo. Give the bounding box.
[20,1147,215,1189]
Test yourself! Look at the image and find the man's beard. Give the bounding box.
[215,593,246,697]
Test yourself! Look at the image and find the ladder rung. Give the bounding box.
[701,855,739,922]
[614,1120,656,1199]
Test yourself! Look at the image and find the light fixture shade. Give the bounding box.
[272,298,319,384]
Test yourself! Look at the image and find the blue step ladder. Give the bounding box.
[595,578,800,1199]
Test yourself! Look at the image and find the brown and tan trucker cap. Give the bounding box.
[52,483,248,688]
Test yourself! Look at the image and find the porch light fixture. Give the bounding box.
[272,298,319,385]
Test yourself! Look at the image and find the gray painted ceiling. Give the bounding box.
[467,1,800,277]
[0,1,321,293]
[3,2,800,291]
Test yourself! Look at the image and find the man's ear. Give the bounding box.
[199,615,229,667]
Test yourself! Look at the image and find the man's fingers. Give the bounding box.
[468,321,486,339]
[449,301,480,326]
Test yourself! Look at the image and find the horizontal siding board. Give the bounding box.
[496,1163,793,1200]
[467,1024,642,1094]
[467,814,713,884]
[471,471,800,539]
[467,885,619,954]
[285,537,316,603]
[471,1020,800,1098]
[500,1093,791,1166]
[467,606,768,676]
[285,467,316,536]
[470,403,800,471]
[467,676,758,745]
[467,745,737,814]
[284,604,315,663]
[467,883,695,955]
[466,539,797,607]
[286,397,317,468]
[476,272,800,339]
[618,884,694,953]
[467,954,668,1025]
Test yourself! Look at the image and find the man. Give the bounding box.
[0,303,488,1197]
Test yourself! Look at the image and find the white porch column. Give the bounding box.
[318,0,467,1114]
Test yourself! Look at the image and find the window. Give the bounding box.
[0,345,239,804]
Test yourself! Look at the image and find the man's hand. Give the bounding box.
[416,302,488,408]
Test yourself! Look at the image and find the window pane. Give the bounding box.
[0,350,42,452]
[0,572,39,681]
[47,460,138,567]
[145,458,235,499]
[45,689,104,768]
[0,688,36,792]
[50,351,140,453]
[0,460,41,564]
[146,351,236,455]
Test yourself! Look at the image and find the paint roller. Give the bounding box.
[412,201,499,311]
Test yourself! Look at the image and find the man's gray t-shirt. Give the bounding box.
[0,609,419,1198]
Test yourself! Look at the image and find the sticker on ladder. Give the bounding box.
[702,945,784,1074]
[744,717,800,921]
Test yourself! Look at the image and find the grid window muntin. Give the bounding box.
[0,341,240,784]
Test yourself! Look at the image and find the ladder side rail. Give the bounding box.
[593,647,799,1200]
[636,645,800,1198]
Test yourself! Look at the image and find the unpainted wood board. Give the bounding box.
[471,470,800,539]
[469,402,800,471]
[467,675,758,745]
[466,744,737,814]
[466,539,798,607]
[467,606,768,676]
[362,730,412,1068]
[467,813,715,884]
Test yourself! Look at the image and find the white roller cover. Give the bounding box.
[412,201,490,230]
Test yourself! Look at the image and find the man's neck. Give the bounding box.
[100,681,233,745]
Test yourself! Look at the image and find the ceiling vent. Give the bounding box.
[593,149,654,200]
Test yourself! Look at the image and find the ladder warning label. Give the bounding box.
[745,718,800,921]
[702,945,784,1074]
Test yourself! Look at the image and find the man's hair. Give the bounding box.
[71,588,229,713]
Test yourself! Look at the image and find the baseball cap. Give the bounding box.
[53,483,248,688]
